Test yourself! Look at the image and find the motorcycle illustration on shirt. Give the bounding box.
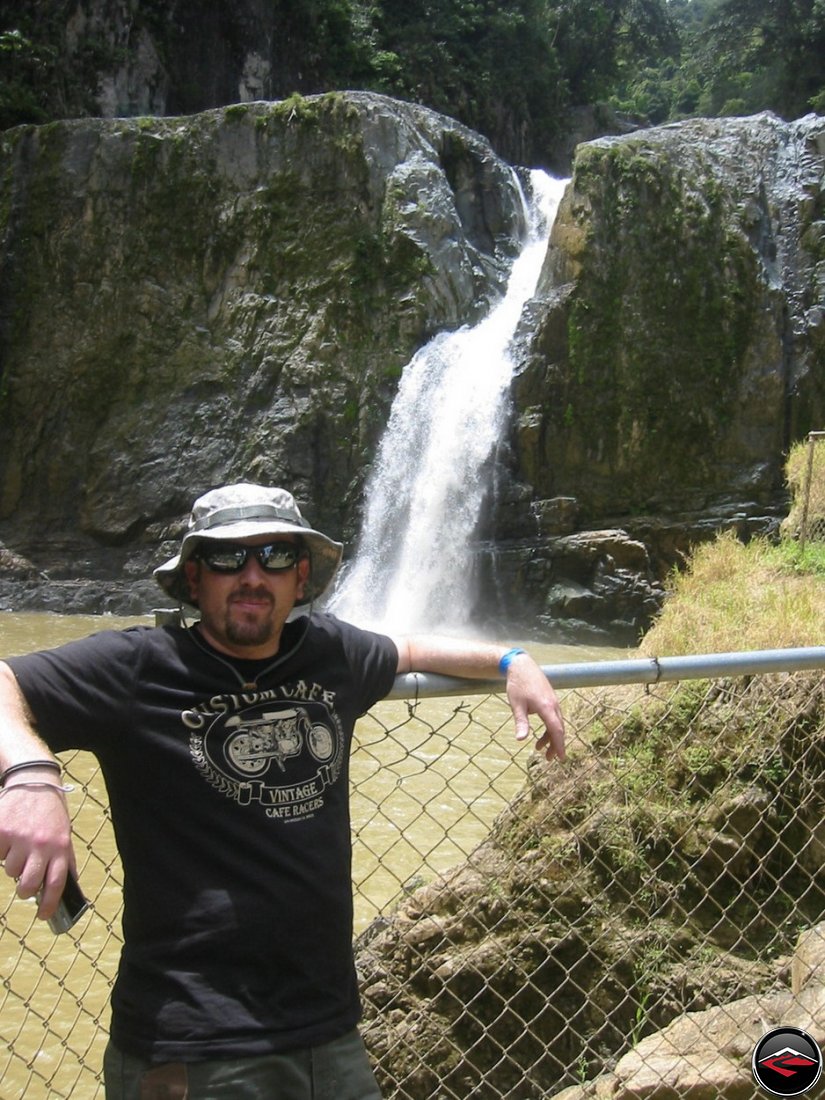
[223,708,335,775]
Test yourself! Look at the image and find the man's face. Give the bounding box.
[183,536,309,659]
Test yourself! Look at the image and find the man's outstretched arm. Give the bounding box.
[392,636,565,762]
[0,661,73,919]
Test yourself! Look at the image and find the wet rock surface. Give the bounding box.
[0,104,823,635]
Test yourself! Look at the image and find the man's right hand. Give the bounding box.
[1,769,74,919]
[0,662,75,920]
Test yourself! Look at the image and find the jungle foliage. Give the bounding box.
[0,0,823,159]
[612,0,825,124]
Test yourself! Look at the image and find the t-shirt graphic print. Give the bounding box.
[184,682,345,821]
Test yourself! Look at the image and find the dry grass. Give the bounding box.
[640,529,825,657]
[643,437,825,657]
[782,437,825,537]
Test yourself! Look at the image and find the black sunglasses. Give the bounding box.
[195,541,302,574]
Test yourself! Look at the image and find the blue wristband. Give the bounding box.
[498,647,526,675]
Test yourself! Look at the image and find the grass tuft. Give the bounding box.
[641,530,825,656]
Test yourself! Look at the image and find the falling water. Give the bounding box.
[328,171,567,634]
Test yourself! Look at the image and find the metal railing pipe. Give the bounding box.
[387,646,825,699]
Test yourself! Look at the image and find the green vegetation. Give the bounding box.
[612,0,825,124]
[491,627,825,1073]
[642,531,825,655]
[642,440,825,656]
[2,0,821,163]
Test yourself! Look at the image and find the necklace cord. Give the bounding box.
[182,602,314,689]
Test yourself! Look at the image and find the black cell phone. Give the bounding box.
[44,870,92,935]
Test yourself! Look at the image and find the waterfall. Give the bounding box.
[328,170,567,635]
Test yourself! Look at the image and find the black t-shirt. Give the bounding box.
[7,613,398,1061]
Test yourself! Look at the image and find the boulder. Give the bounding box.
[506,111,825,541]
[556,923,825,1099]
[0,92,523,605]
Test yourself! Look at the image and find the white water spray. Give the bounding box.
[329,171,567,634]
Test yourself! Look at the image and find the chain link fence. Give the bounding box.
[2,651,824,1098]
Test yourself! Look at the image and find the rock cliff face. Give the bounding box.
[521,113,825,521]
[487,111,825,641]
[0,92,523,612]
[0,98,823,634]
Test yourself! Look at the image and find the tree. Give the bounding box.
[702,0,825,116]
[363,0,567,162]
[546,0,678,105]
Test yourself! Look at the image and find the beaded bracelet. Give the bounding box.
[0,780,74,799]
[498,647,527,674]
[0,759,62,787]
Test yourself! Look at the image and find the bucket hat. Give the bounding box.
[154,483,343,607]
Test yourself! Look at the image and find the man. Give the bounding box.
[0,483,564,1100]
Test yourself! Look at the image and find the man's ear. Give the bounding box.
[183,559,200,603]
[296,554,311,600]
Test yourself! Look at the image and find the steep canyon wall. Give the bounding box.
[0,96,823,636]
[490,111,825,640]
[0,92,523,613]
